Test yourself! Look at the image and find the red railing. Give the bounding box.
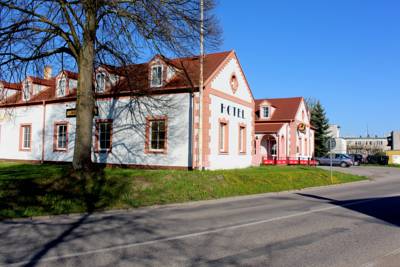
[262,156,317,166]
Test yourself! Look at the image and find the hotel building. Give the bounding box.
[0,51,256,170]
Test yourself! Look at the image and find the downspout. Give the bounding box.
[286,123,289,159]
[189,92,195,169]
[276,134,279,163]
[41,100,46,163]
[197,0,204,170]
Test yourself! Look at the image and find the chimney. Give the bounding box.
[44,65,52,80]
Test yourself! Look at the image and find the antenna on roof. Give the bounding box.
[197,0,204,170]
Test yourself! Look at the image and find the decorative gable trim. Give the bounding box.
[204,51,255,104]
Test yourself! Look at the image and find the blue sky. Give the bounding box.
[215,0,400,137]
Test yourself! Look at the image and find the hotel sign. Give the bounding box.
[220,103,245,119]
[66,107,99,118]
[297,123,306,133]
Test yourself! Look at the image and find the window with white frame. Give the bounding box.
[20,124,31,150]
[57,78,67,97]
[239,125,246,154]
[150,65,163,87]
[149,119,166,151]
[219,121,228,153]
[0,85,4,100]
[262,106,269,118]
[96,73,106,92]
[23,81,30,101]
[55,123,68,150]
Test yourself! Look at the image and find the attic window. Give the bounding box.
[23,81,30,101]
[230,74,238,93]
[151,65,163,87]
[57,77,67,97]
[96,73,106,92]
[262,106,270,119]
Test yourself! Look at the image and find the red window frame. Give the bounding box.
[95,119,113,153]
[19,124,32,151]
[53,122,69,152]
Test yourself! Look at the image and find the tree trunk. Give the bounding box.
[72,7,97,171]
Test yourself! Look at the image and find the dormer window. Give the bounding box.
[151,65,163,87]
[262,106,269,118]
[96,73,106,93]
[0,84,4,100]
[57,77,67,97]
[23,81,30,101]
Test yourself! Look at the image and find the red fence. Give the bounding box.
[262,157,317,166]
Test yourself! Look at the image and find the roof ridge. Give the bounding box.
[256,96,303,101]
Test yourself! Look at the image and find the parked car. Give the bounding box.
[349,154,363,166]
[366,154,389,165]
[316,153,354,167]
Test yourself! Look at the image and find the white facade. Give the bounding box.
[0,94,193,168]
[0,51,257,170]
[206,56,255,170]
[208,95,253,169]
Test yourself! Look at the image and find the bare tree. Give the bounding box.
[0,0,221,171]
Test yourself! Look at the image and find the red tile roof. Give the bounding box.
[0,81,21,90]
[28,76,54,87]
[255,122,285,133]
[62,70,78,80]
[104,51,231,92]
[255,97,303,121]
[0,51,232,106]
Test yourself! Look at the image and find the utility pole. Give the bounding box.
[197,0,204,170]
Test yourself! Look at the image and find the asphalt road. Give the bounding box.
[2,166,400,267]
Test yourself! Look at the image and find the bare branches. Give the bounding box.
[0,0,221,170]
[0,0,221,79]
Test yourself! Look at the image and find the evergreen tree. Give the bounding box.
[309,101,330,157]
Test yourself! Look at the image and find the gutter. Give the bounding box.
[41,100,46,163]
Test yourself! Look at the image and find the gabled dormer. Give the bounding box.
[148,55,178,88]
[0,82,4,100]
[22,79,32,101]
[95,71,107,93]
[259,100,275,120]
[149,56,164,88]
[295,98,310,124]
[56,74,67,97]
[55,70,78,97]
[0,81,21,101]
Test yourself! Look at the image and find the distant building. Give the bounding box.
[389,131,400,150]
[387,131,400,165]
[254,97,315,164]
[327,124,347,154]
[344,135,390,156]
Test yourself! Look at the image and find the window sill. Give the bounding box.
[146,149,167,154]
[19,148,31,152]
[95,149,112,154]
[54,148,68,152]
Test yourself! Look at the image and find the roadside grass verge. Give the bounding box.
[0,162,366,219]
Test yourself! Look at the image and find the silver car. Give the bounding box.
[316,154,353,167]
